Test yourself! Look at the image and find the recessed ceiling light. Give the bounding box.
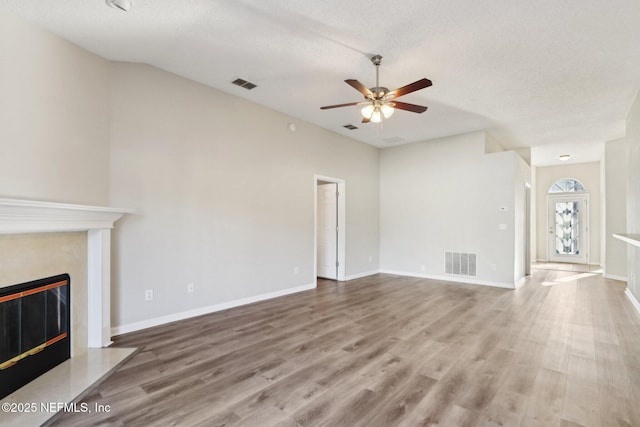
[106,0,131,12]
[558,154,571,161]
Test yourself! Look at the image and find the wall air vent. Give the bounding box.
[343,124,358,130]
[231,78,257,90]
[445,252,477,277]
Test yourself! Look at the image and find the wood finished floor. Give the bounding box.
[51,270,640,427]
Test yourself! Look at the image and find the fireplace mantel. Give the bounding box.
[0,198,133,234]
[0,198,133,348]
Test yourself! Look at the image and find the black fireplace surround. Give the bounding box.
[0,274,70,400]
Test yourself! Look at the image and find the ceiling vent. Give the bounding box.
[231,78,257,90]
[343,124,358,130]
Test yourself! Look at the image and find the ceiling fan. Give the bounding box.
[320,55,432,123]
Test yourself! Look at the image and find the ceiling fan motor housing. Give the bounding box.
[371,55,383,66]
[370,87,390,99]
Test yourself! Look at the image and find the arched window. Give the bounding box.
[548,178,585,193]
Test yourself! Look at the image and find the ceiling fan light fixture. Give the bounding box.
[361,104,375,119]
[370,108,382,123]
[381,104,394,119]
[321,54,431,123]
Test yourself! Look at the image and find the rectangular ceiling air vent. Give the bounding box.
[231,78,257,90]
[343,124,358,130]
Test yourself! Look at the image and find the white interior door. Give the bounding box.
[547,194,588,264]
[317,183,338,279]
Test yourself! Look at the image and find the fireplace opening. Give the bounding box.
[0,274,70,399]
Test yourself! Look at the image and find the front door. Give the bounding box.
[547,194,588,264]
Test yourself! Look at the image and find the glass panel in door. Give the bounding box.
[548,194,588,264]
[554,201,580,255]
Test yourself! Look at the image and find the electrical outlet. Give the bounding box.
[145,289,153,301]
[369,255,372,263]
[293,266,299,275]
[421,264,426,272]
[491,264,497,271]
[187,283,194,293]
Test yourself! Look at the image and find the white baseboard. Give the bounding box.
[514,276,528,289]
[111,282,316,336]
[379,269,515,289]
[345,270,379,281]
[604,273,627,282]
[625,288,640,316]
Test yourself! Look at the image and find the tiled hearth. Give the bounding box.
[0,347,137,426]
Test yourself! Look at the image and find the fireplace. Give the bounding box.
[0,274,71,399]
[0,198,133,353]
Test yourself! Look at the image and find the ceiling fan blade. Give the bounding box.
[393,101,428,113]
[361,116,371,123]
[345,79,373,98]
[389,78,432,98]
[320,102,360,110]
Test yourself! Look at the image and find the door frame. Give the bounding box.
[524,182,531,275]
[547,193,589,264]
[314,175,346,282]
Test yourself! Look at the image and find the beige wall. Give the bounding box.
[604,138,628,279]
[108,63,380,328]
[379,131,530,288]
[0,233,88,356]
[625,90,640,302]
[0,10,110,355]
[0,10,111,206]
[535,162,601,264]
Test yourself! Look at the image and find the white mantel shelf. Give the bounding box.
[0,198,134,349]
[0,198,134,234]
[613,233,640,248]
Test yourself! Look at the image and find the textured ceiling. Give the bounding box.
[4,0,640,164]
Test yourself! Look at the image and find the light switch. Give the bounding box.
[499,223,507,231]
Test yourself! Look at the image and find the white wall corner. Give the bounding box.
[345,270,380,281]
[603,273,627,282]
[625,288,640,316]
[514,276,528,289]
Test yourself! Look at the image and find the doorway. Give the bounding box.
[547,193,589,264]
[314,176,345,281]
[524,183,531,275]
